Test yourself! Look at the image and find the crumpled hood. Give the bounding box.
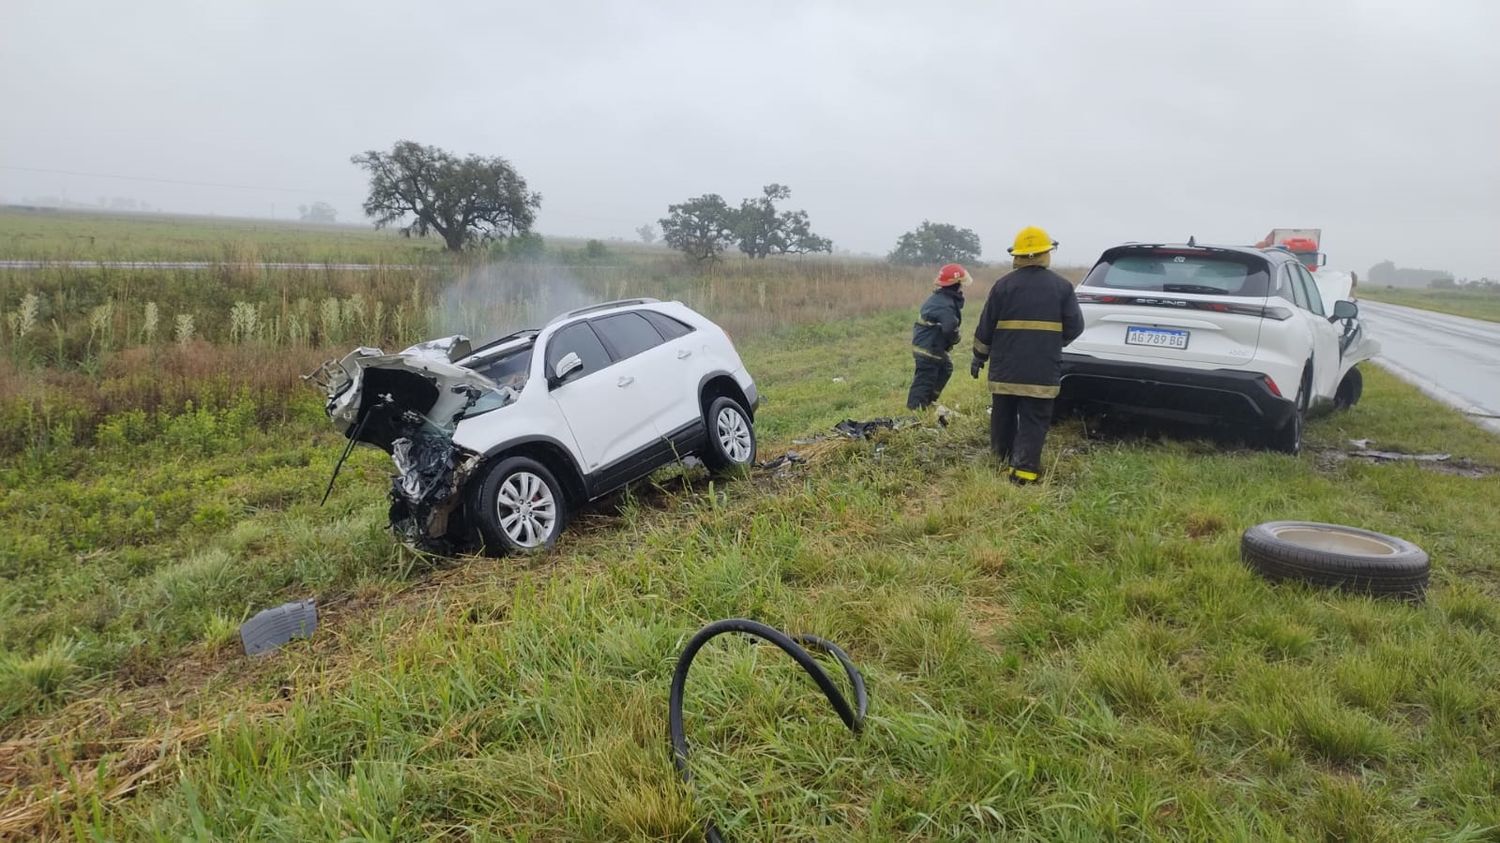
[314,335,502,451]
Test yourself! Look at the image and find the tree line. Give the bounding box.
[350,140,984,265]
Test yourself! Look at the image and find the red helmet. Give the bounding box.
[935,263,970,287]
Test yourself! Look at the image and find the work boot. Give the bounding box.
[1008,467,1039,486]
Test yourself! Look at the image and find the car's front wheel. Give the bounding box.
[470,456,568,555]
[702,396,756,472]
[1268,374,1309,455]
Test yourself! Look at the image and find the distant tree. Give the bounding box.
[732,184,832,258]
[888,220,982,265]
[350,140,541,252]
[659,194,738,261]
[583,239,608,260]
[1369,260,1395,284]
[299,201,338,223]
[1428,277,1458,290]
[635,223,657,245]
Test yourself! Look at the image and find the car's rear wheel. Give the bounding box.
[1269,372,1309,455]
[470,456,568,555]
[702,396,756,472]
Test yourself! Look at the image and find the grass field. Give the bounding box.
[1361,285,1500,323]
[2,214,1499,838]
[0,207,444,264]
[3,307,1499,838]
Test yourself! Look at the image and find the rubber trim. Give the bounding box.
[669,618,867,843]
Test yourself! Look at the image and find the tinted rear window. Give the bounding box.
[592,312,665,360]
[641,310,695,340]
[1082,252,1270,297]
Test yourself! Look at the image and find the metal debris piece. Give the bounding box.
[1351,449,1452,463]
[831,377,846,383]
[240,600,318,656]
[1348,438,1374,449]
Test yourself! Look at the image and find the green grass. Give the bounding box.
[1361,285,1500,323]
[3,313,1500,839]
[0,207,445,263]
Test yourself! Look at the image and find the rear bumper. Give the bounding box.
[1059,353,1296,427]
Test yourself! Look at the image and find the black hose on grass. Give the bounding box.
[669,618,868,842]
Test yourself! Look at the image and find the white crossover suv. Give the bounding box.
[313,298,759,554]
[1058,243,1378,453]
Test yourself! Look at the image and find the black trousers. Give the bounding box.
[990,393,1054,475]
[907,353,953,410]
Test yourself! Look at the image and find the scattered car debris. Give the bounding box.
[669,618,867,843]
[833,418,896,439]
[831,376,846,383]
[1241,521,1429,599]
[240,600,318,655]
[757,450,806,474]
[1352,448,1453,463]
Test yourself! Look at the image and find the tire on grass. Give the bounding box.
[701,396,756,473]
[469,455,568,556]
[1240,521,1429,599]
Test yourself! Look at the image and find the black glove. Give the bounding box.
[970,357,983,379]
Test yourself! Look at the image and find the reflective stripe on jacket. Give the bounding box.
[911,286,964,358]
[971,266,1084,397]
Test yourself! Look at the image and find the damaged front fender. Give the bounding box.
[308,335,520,552]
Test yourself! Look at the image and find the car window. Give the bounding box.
[545,321,611,384]
[1081,252,1269,296]
[592,312,665,360]
[641,310,695,340]
[1296,266,1326,316]
[1284,266,1308,309]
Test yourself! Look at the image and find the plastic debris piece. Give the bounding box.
[240,600,318,656]
[833,418,896,439]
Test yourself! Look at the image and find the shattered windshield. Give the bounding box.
[459,347,532,418]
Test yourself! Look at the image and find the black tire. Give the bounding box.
[1268,372,1309,455]
[1241,521,1429,599]
[701,396,756,473]
[468,456,568,556]
[1334,366,1364,410]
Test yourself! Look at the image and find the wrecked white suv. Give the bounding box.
[311,298,759,554]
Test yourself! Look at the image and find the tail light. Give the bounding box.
[1263,376,1283,398]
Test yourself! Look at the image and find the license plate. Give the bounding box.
[1125,326,1190,349]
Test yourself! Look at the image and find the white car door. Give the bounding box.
[638,309,706,431]
[589,311,684,437]
[543,320,657,476]
[1293,265,1342,401]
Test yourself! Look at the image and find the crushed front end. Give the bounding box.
[307,335,515,553]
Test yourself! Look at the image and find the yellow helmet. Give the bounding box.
[1008,226,1057,257]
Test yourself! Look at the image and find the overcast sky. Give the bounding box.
[3,0,1497,276]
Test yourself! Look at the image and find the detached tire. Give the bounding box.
[1241,521,1429,599]
[702,396,756,473]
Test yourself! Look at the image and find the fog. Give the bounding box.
[2,0,1497,277]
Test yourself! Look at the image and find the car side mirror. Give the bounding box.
[550,352,583,386]
[1331,300,1358,321]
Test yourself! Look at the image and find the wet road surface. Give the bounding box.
[1360,300,1500,435]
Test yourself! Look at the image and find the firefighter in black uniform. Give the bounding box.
[906,263,971,410]
[970,226,1083,484]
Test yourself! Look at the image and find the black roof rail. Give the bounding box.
[549,297,661,324]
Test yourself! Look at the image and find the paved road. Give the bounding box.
[1360,300,1500,435]
[0,260,422,271]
